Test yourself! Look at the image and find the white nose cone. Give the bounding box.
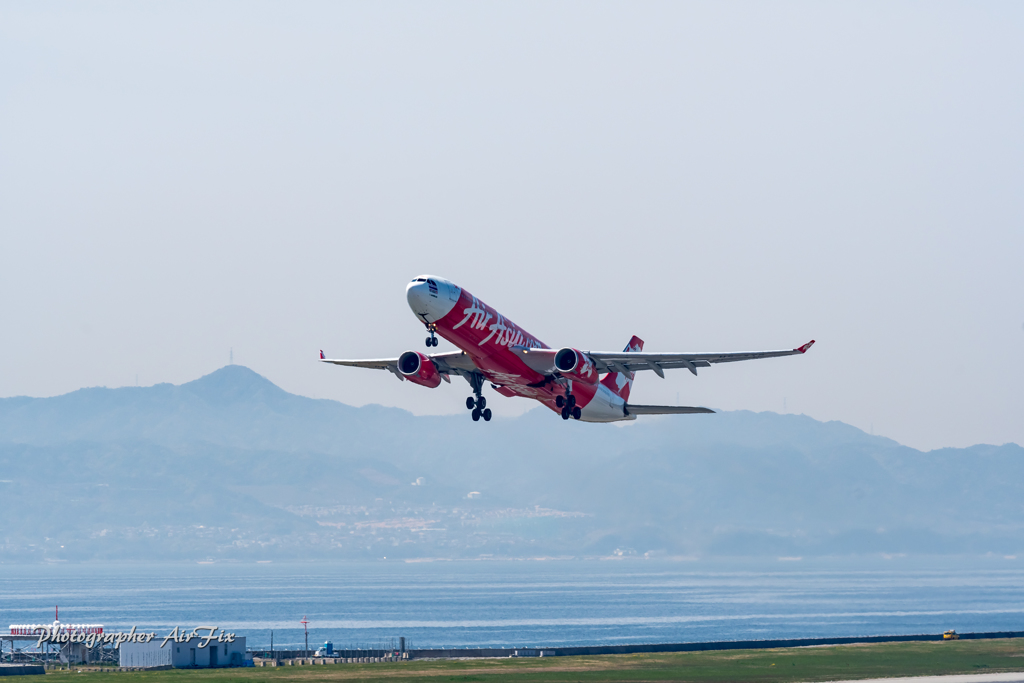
[406,275,461,323]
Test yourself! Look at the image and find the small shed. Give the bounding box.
[120,636,247,669]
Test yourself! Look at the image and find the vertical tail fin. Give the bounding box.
[600,335,644,402]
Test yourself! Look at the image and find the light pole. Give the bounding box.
[301,617,309,657]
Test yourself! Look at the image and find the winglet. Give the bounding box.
[319,349,325,360]
[797,340,815,354]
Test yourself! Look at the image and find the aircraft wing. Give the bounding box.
[319,350,479,380]
[588,340,815,377]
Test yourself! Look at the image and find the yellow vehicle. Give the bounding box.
[943,630,959,640]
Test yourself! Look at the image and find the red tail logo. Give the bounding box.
[600,335,644,402]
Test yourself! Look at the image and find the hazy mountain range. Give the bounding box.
[1,365,1020,563]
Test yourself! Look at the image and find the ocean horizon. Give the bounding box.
[3,557,1022,651]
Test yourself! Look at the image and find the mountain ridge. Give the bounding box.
[1,366,1020,562]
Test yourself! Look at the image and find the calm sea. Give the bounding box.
[2,559,1022,650]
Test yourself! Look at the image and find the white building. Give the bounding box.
[120,636,247,668]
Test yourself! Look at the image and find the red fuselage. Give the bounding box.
[406,275,612,417]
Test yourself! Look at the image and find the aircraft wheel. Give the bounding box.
[477,396,486,410]
[432,337,439,347]
[572,406,582,420]
[560,407,570,420]
[425,337,432,347]
[472,408,481,422]
[483,408,492,421]
[567,394,576,408]
[555,395,565,408]
[466,396,476,410]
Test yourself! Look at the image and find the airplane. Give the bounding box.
[320,275,814,423]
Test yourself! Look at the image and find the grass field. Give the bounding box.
[43,638,1024,683]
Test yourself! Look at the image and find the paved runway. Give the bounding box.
[822,673,1024,683]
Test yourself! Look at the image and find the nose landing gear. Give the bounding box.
[425,325,438,348]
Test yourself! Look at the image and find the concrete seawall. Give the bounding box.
[0,665,45,676]
[407,631,1024,660]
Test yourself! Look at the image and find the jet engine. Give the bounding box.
[553,347,600,384]
[398,351,442,388]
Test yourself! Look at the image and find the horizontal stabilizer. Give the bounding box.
[625,404,714,415]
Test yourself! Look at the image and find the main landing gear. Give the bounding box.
[466,372,491,422]
[425,325,438,348]
[556,392,582,421]
[469,397,491,422]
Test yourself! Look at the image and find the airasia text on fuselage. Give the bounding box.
[450,295,544,351]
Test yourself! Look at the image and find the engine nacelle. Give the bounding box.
[553,347,600,385]
[398,351,442,388]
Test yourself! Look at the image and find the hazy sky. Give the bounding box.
[2,2,1022,451]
